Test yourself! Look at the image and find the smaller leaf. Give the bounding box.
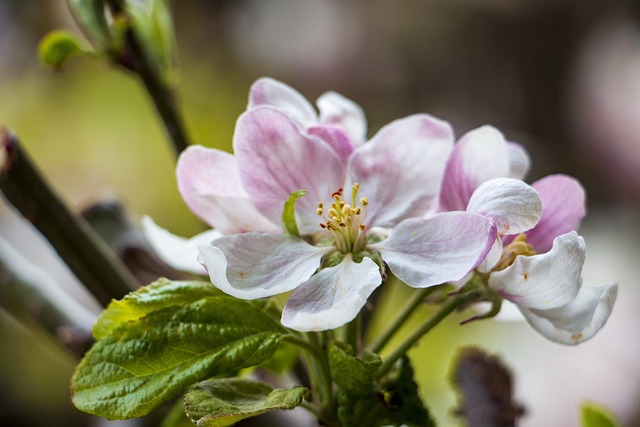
[282,190,308,237]
[581,402,621,427]
[93,278,221,340]
[329,342,381,396]
[68,0,111,49]
[38,31,87,69]
[185,377,309,427]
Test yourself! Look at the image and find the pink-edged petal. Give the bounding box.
[177,145,279,233]
[198,233,328,299]
[439,125,510,212]
[247,77,317,125]
[141,216,219,274]
[526,174,587,253]
[348,114,454,228]
[281,255,381,331]
[307,125,355,167]
[488,232,586,309]
[317,91,367,146]
[234,107,345,233]
[370,212,496,288]
[507,142,531,179]
[519,283,618,345]
[467,178,542,235]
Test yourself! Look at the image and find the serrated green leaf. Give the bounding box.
[282,190,308,236]
[68,0,111,48]
[329,342,381,396]
[185,378,309,427]
[337,356,434,427]
[581,402,620,427]
[72,296,287,419]
[93,278,222,340]
[38,31,87,68]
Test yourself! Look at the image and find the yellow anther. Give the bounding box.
[351,207,361,215]
[359,224,366,231]
[352,183,360,192]
[339,222,346,227]
[328,208,338,218]
[317,202,324,209]
[361,197,369,206]
[316,208,323,215]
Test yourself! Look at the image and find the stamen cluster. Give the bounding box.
[317,183,368,254]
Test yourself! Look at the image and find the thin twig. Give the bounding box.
[0,128,138,306]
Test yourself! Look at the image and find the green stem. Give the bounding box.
[0,129,138,306]
[368,286,439,354]
[344,314,361,354]
[307,332,338,426]
[107,0,190,156]
[377,290,482,377]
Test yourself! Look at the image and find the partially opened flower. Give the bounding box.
[487,177,618,345]
[191,100,496,331]
[438,126,618,344]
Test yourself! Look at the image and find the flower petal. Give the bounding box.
[247,77,317,126]
[519,283,618,345]
[317,91,367,146]
[467,178,542,235]
[371,212,496,288]
[439,125,510,212]
[177,145,279,233]
[347,114,454,227]
[141,216,219,274]
[507,142,531,179]
[198,233,328,299]
[526,174,587,253]
[281,255,381,331]
[307,125,354,167]
[234,107,345,233]
[476,238,503,273]
[488,232,586,309]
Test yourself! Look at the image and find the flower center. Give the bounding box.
[316,183,368,254]
[493,234,536,271]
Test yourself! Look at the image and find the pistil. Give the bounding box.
[317,184,368,254]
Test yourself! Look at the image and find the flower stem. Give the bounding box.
[344,313,361,354]
[368,286,440,354]
[377,290,482,377]
[0,129,138,306]
[106,0,190,156]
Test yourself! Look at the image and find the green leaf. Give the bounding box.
[184,378,309,427]
[329,342,381,396]
[68,0,111,49]
[93,278,222,340]
[581,402,621,427]
[38,31,87,69]
[282,190,308,236]
[161,399,194,427]
[337,356,434,427]
[72,296,287,419]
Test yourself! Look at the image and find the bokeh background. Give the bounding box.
[2,0,640,426]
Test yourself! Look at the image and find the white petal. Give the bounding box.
[281,255,381,331]
[439,125,510,212]
[141,216,220,274]
[476,238,503,273]
[317,91,367,146]
[371,212,496,288]
[467,178,542,235]
[198,233,328,299]
[247,77,317,125]
[348,114,454,228]
[519,284,618,345]
[488,232,586,309]
[506,142,531,179]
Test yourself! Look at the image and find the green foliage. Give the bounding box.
[581,402,621,427]
[67,0,111,49]
[71,280,289,420]
[93,278,221,340]
[329,342,381,396]
[282,190,308,236]
[126,0,177,84]
[184,377,310,426]
[334,352,434,427]
[38,31,88,69]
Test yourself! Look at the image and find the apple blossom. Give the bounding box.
[438,125,618,344]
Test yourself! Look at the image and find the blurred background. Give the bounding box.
[1,0,640,425]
